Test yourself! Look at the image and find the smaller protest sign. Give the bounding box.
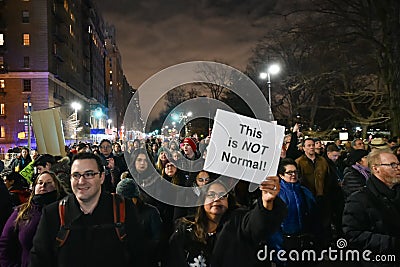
[204,109,284,184]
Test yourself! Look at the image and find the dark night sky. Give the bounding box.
[96,0,285,89]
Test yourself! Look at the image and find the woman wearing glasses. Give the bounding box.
[167,176,286,267]
[0,171,66,267]
[173,170,215,221]
[268,158,319,267]
[162,161,184,186]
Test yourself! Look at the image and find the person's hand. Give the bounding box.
[259,176,280,210]
[293,123,299,133]
[107,158,115,170]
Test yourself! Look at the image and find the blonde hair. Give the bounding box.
[368,148,393,173]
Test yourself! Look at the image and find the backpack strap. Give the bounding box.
[56,197,70,247]
[55,194,127,247]
[112,193,127,241]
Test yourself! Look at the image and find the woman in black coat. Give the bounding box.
[167,178,287,267]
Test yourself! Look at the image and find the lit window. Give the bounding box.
[0,80,4,89]
[0,34,4,46]
[0,104,4,115]
[22,11,29,23]
[0,126,5,138]
[23,79,31,91]
[69,25,74,37]
[23,33,30,46]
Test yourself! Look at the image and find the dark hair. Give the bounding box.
[181,181,238,244]
[71,152,104,174]
[302,137,315,146]
[277,158,297,176]
[3,171,26,189]
[326,144,340,153]
[33,154,56,167]
[77,143,87,151]
[99,139,112,146]
[129,148,152,177]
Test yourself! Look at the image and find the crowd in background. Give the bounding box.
[0,124,399,267]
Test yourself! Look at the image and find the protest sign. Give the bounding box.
[204,109,285,184]
[31,108,66,157]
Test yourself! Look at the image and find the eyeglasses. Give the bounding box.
[197,177,210,183]
[206,191,228,200]
[71,171,100,180]
[376,162,400,169]
[100,145,111,149]
[284,170,298,175]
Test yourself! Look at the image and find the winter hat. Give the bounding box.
[348,149,369,165]
[183,138,197,152]
[370,138,389,149]
[116,178,140,199]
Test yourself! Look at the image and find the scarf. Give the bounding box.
[32,190,58,206]
[352,163,371,181]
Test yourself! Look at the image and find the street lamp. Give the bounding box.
[172,111,192,137]
[71,101,82,144]
[260,64,280,121]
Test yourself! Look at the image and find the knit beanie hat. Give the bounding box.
[116,178,140,199]
[348,149,369,165]
[183,138,197,152]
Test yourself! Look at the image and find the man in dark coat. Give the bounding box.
[342,148,400,267]
[29,152,144,267]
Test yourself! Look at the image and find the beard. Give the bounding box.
[386,176,400,186]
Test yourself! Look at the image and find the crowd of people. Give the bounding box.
[0,124,399,267]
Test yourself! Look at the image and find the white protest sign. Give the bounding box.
[204,109,285,184]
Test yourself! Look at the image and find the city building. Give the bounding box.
[0,0,134,151]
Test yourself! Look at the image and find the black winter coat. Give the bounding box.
[342,175,400,267]
[168,197,287,267]
[29,192,145,267]
[342,166,370,200]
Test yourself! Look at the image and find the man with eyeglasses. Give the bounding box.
[343,149,400,265]
[29,152,144,267]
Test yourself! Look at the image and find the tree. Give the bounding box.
[246,0,394,136]
[313,0,400,136]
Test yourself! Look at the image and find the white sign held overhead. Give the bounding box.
[204,109,285,185]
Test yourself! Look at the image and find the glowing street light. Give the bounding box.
[260,64,281,121]
[71,101,82,143]
[171,111,193,137]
